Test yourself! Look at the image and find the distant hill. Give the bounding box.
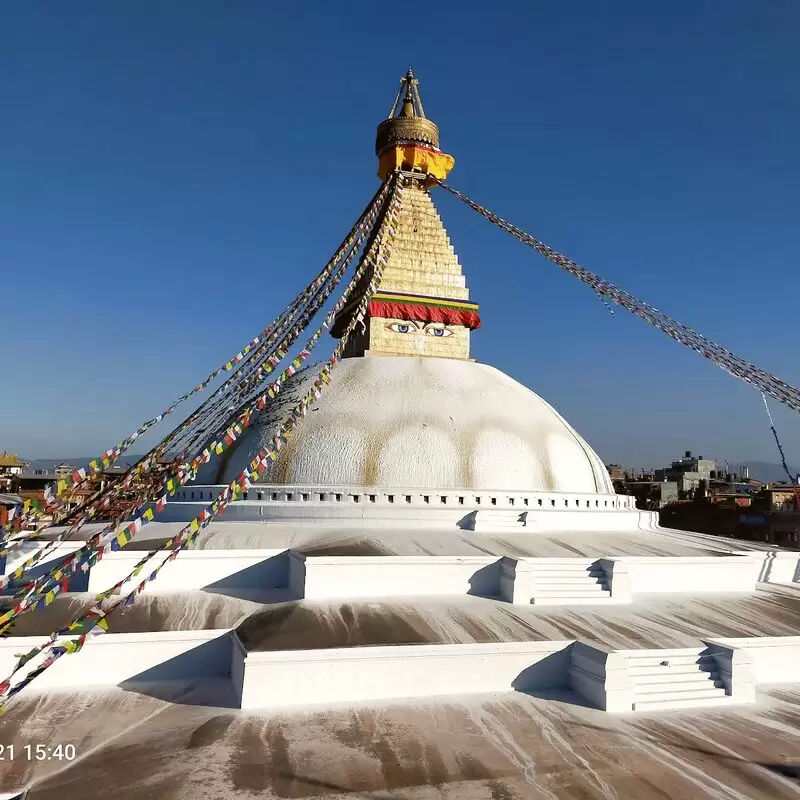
[24,455,145,473]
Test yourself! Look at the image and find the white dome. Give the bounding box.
[198,356,612,493]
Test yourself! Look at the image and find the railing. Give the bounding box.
[174,485,636,511]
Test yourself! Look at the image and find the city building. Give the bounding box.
[654,450,717,494]
[606,464,627,483]
[624,479,679,509]
[0,454,26,476]
[760,483,800,511]
[0,493,22,528]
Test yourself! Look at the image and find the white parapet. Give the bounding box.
[0,630,237,691]
[293,554,632,605]
[88,548,289,594]
[291,553,501,600]
[2,541,85,580]
[707,636,800,686]
[166,484,640,530]
[739,550,800,585]
[4,630,795,712]
[240,640,574,709]
[619,555,762,594]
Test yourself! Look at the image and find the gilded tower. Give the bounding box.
[335,69,481,360]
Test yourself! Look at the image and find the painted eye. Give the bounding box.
[388,323,414,334]
[426,326,453,337]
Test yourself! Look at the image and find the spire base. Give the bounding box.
[377,144,455,182]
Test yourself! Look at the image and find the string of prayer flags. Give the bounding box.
[0,176,405,706]
[437,177,800,415]
[0,176,405,713]
[0,180,396,611]
[26,177,394,534]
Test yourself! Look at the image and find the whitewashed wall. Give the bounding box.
[0,630,235,690]
[162,485,638,531]
[240,640,574,709]
[621,556,762,594]
[710,636,800,684]
[70,552,766,602]
[88,549,289,594]
[292,554,501,600]
[743,550,800,584]
[3,541,84,580]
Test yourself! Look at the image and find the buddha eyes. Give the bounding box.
[386,322,454,337]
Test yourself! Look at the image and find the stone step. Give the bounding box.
[533,586,610,595]
[472,513,527,531]
[529,570,604,578]
[478,510,525,517]
[531,595,615,606]
[627,650,711,660]
[627,653,714,668]
[472,519,525,533]
[634,681,724,699]
[634,672,721,687]
[626,648,709,659]
[532,575,606,584]
[629,663,714,677]
[632,693,733,712]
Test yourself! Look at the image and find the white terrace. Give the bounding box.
[6,488,799,718]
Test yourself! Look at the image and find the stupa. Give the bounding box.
[196,69,610,495]
[3,71,800,800]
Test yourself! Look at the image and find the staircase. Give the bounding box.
[469,510,527,531]
[629,649,732,711]
[529,561,612,606]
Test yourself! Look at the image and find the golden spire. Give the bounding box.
[375,69,454,181]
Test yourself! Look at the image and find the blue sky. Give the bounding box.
[2,1,799,470]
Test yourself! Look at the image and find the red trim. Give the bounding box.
[368,300,481,330]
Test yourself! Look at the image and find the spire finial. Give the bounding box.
[375,69,454,181]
